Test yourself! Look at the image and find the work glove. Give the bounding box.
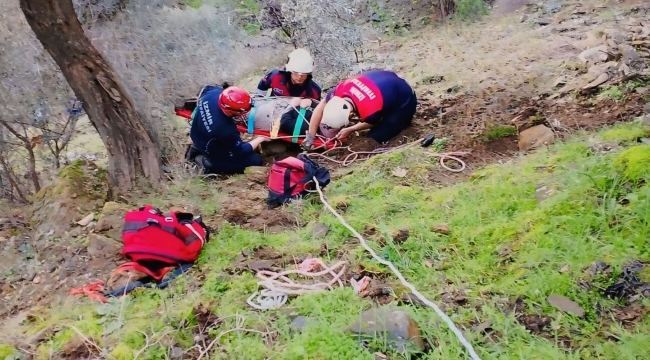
[301,134,315,151]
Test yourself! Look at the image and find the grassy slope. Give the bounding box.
[4,121,650,359]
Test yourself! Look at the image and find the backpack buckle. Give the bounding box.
[164,217,174,222]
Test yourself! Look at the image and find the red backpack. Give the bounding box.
[118,205,209,281]
[267,154,330,208]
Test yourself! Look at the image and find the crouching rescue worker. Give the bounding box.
[301,70,417,150]
[190,85,270,174]
[257,48,322,101]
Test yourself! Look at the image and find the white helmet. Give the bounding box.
[285,48,314,74]
[321,96,352,129]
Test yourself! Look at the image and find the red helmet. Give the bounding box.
[218,87,252,117]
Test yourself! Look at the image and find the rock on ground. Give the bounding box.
[309,223,329,239]
[518,125,555,151]
[344,307,425,354]
[95,202,133,240]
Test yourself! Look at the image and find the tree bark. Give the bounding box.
[19,0,163,197]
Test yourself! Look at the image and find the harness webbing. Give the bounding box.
[123,220,201,245]
[292,108,308,143]
[247,107,257,134]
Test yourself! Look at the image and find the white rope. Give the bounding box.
[246,289,288,310]
[246,259,348,310]
[312,177,483,360]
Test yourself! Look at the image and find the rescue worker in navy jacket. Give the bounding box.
[301,70,417,150]
[190,85,270,174]
[256,48,322,101]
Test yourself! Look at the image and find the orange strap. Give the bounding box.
[69,280,108,303]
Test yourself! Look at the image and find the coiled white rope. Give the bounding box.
[246,289,288,310]
[246,259,349,310]
[312,177,483,360]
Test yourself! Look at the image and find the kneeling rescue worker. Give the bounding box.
[256,48,322,101]
[301,69,418,150]
[190,85,270,174]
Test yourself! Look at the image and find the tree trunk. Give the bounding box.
[26,145,41,193]
[19,0,163,197]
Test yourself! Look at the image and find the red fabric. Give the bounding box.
[69,281,108,303]
[268,157,311,196]
[174,108,339,150]
[331,75,384,122]
[122,205,206,266]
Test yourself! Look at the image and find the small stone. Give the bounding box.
[432,224,450,235]
[69,227,83,238]
[559,264,570,273]
[519,14,528,22]
[344,307,425,354]
[95,202,132,240]
[247,260,276,271]
[578,45,610,63]
[309,223,329,239]
[644,102,650,115]
[289,316,317,331]
[518,125,555,152]
[618,44,641,63]
[77,213,95,226]
[535,18,551,26]
[171,347,184,358]
[635,87,648,95]
[552,76,567,88]
[33,276,42,284]
[0,236,6,242]
[87,233,120,259]
[547,294,585,317]
[535,185,554,203]
[582,72,609,89]
[604,29,626,43]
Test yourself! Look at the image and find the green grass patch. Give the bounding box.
[597,85,625,101]
[485,125,517,141]
[13,121,650,359]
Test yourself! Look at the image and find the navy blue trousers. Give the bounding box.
[367,91,418,143]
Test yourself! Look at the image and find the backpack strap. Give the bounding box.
[282,167,294,197]
[247,107,257,134]
[183,223,206,247]
[292,108,308,143]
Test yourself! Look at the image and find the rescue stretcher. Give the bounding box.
[174,95,341,150]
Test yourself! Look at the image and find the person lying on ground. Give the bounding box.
[190,86,270,174]
[232,97,341,139]
[300,69,418,150]
[256,48,322,101]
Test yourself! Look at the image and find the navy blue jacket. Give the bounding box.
[190,86,253,160]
